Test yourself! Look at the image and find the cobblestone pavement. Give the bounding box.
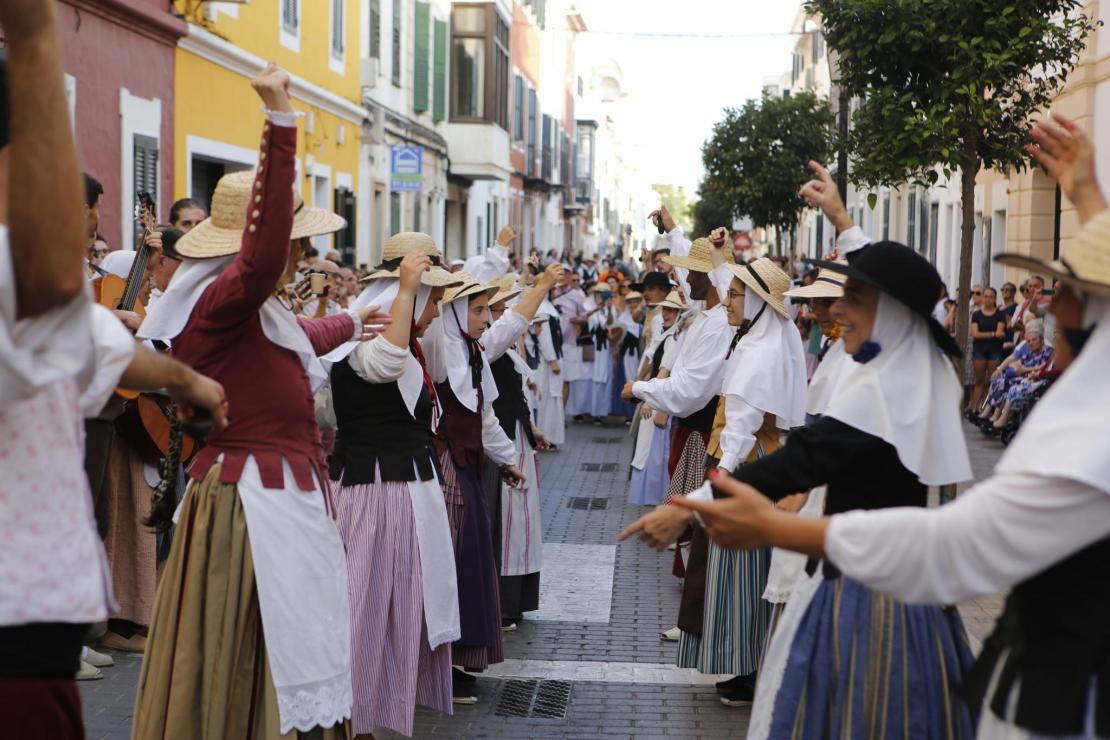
[80,418,1006,739]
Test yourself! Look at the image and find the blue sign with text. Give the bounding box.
[390,145,423,192]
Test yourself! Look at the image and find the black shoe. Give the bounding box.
[452,668,478,705]
[452,667,476,684]
[715,673,755,695]
[719,683,755,707]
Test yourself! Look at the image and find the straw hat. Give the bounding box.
[624,290,644,302]
[590,282,613,294]
[784,267,846,299]
[363,232,459,287]
[441,271,499,304]
[725,257,791,319]
[995,209,1110,297]
[177,170,347,259]
[662,238,735,273]
[488,273,523,305]
[650,289,689,310]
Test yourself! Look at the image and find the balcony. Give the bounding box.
[446,122,512,180]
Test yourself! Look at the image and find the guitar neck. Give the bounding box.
[119,242,151,311]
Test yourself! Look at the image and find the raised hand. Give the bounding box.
[497,225,518,247]
[648,206,676,233]
[709,227,730,248]
[251,62,294,113]
[538,262,565,290]
[798,161,852,232]
[1028,113,1107,225]
[399,252,432,293]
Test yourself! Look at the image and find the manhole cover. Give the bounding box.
[493,679,572,719]
[591,437,623,444]
[566,496,610,510]
[580,462,619,472]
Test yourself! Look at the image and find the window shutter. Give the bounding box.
[391,0,402,87]
[433,19,447,122]
[413,2,430,113]
[334,187,356,265]
[332,0,345,55]
[133,134,158,247]
[369,0,381,58]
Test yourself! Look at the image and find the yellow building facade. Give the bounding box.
[173,0,367,260]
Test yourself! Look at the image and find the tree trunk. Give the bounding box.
[955,137,978,392]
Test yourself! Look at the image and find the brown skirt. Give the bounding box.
[131,464,349,740]
[103,436,156,627]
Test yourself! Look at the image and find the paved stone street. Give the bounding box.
[81,418,1005,739]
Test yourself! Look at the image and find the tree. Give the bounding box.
[690,177,734,238]
[807,0,1096,368]
[700,91,835,249]
[652,183,692,230]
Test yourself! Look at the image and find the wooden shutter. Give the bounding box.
[432,18,447,122]
[391,0,402,87]
[413,2,430,112]
[334,187,356,265]
[369,0,381,58]
[133,134,158,243]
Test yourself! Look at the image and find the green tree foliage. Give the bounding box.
[652,183,692,230]
[807,0,1096,366]
[700,91,835,237]
[690,178,734,238]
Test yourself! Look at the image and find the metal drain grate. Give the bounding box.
[566,496,610,510]
[591,436,623,444]
[493,679,572,719]
[580,462,619,472]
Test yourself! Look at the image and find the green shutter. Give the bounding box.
[432,18,447,122]
[413,2,430,113]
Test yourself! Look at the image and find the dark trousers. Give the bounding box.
[83,418,115,539]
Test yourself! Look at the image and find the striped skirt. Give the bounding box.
[758,574,976,739]
[438,448,504,672]
[676,545,772,675]
[332,481,452,736]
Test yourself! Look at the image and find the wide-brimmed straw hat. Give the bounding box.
[442,271,499,304]
[650,289,689,310]
[624,290,644,302]
[725,257,792,319]
[784,267,846,299]
[994,209,1110,297]
[662,238,735,273]
[488,273,523,305]
[177,170,347,259]
[812,240,960,357]
[362,232,459,287]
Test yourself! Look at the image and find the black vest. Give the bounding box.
[490,354,536,448]
[548,316,564,357]
[649,334,670,379]
[961,534,1110,736]
[619,330,641,358]
[328,354,439,485]
[677,394,720,434]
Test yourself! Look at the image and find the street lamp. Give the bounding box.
[827,43,849,227]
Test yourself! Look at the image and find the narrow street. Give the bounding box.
[80,420,1004,739]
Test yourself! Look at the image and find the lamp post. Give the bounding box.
[827,44,849,227]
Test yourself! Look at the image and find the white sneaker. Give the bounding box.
[75,660,103,681]
[666,542,677,552]
[84,648,115,668]
[660,626,681,642]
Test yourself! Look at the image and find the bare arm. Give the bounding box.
[4,1,86,317]
[120,343,229,431]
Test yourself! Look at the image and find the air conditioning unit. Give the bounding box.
[361,58,380,89]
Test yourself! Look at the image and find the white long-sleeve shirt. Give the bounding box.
[716,396,765,471]
[825,473,1110,604]
[631,304,731,418]
[482,311,529,362]
[462,244,511,283]
[661,226,693,297]
[481,405,517,466]
[348,333,409,383]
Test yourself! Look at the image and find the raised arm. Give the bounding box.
[4,0,87,317]
[512,263,564,321]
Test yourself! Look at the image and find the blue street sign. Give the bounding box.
[390,145,423,192]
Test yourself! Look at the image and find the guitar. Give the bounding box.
[95,192,158,398]
[115,394,198,465]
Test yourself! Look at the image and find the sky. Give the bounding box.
[574,0,802,198]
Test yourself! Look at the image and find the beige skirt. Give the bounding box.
[131,463,349,740]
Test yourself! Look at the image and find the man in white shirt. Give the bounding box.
[0,6,227,735]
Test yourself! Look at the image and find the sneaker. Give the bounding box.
[75,660,103,681]
[84,648,115,668]
[452,667,476,684]
[100,631,146,654]
[452,673,478,705]
[720,683,755,707]
[501,620,518,633]
[660,626,681,642]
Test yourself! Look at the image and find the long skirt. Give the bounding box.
[609,354,636,418]
[103,437,156,628]
[628,421,671,506]
[438,449,504,672]
[566,359,593,415]
[132,465,349,740]
[535,364,565,446]
[752,573,976,740]
[483,458,542,622]
[677,545,772,675]
[333,481,452,737]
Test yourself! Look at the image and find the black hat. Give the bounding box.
[630,271,672,293]
[813,241,961,358]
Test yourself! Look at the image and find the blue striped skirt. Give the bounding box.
[764,575,976,739]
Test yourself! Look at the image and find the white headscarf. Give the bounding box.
[998,295,1110,494]
[722,290,808,430]
[321,279,432,416]
[138,256,329,392]
[421,295,498,412]
[805,338,854,417]
[824,292,971,485]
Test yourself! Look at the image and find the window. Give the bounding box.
[881,192,891,240]
[391,0,402,87]
[331,0,345,58]
[282,0,299,33]
[133,134,158,243]
[541,114,553,181]
[390,192,402,235]
[907,189,917,248]
[513,75,524,140]
[433,19,447,122]
[369,0,381,59]
[414,2,430,112]
[526,88,537,174]
[523,0,546,28]
[413,195,422,232]
[450,4,510,128]
[334,186,356,265]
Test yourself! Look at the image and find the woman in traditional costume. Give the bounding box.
[587,284,616,420]
[610,290,643,419]
[531,299,565,449]
[323,232,460,738]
